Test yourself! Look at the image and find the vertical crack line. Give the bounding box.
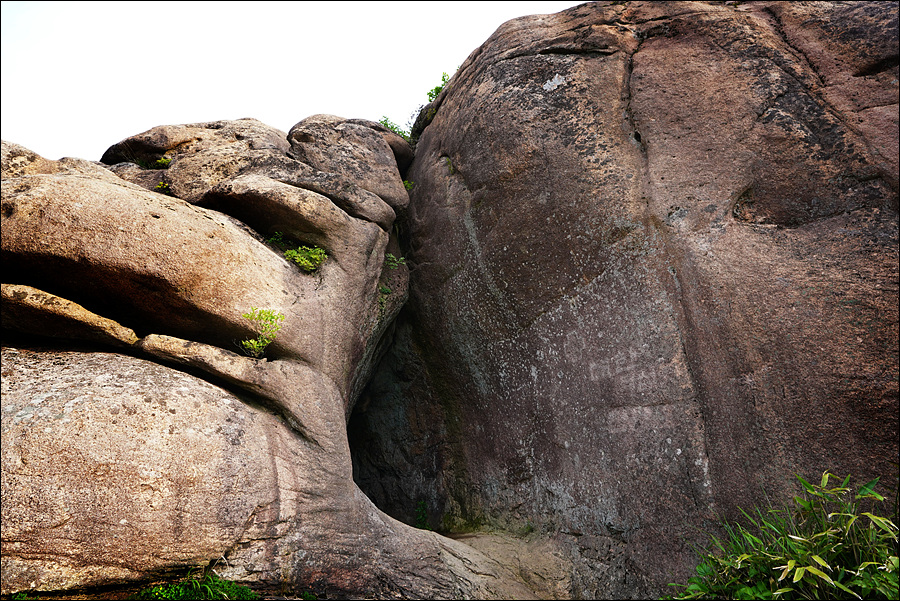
[621,42,652,217]
[621,47,647,158]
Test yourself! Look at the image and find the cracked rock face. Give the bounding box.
[352,1,898,598]
[0,121,535,599]
[2,2,898,599]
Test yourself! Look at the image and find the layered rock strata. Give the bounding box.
[1,118,534,599]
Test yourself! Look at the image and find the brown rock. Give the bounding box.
[1,122,540,600]
[0,342,540,600]
[348,117,416,175]
[1,347,283,592]
[1,284,138,347]
[102,119,398,229]
[3,1,897,598]
[353,1,899,598]
[288,115,410,211]
[764,1,899,191]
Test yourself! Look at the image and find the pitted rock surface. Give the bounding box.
[351,1,899,598]
[2,2,898,599]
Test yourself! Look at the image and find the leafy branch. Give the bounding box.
[239,307,285,358]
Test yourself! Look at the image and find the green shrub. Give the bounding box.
[154,181,174,196]
[264,232,327,273]
[415,500,432,530]
[427,72,450,102]
[377,285,392,314]
[266,231,287,247]
[385,253,406,270]
[239,307,285,358]
[284,245,327,273]
[379,116,410,142]
[134,156,171,170]
[131,570,259,600]
[667,471,899,600]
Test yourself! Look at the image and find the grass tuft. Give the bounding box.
[131,570,259,600]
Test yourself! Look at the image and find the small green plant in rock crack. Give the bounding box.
[379,116,411,142]
[134,156,171,170]
[378,285,392,314]
[239,307,285,358]
[385,253,406,270]
[415,500,433,530]
[266,231,287,248]
[284,245,328,273]
[154,181,174,196]
[403,179,414,191]
[267,232,327,273]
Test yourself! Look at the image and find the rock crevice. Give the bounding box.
[2,2,898,599]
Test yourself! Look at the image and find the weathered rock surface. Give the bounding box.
[2,1,898,599]
[0,343,536,599]
[351,1,899,598]
[0,116,538,599]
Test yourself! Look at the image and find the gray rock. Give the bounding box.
[354,1,899,598]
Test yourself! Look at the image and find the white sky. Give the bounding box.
[2,1,586,161]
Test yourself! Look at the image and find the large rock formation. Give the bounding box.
[350,0,899,598]
[2,1,898,599]
[0,119,536,599]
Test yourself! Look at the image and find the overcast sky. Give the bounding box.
[2,1,586,161]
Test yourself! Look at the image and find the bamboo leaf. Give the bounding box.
[829,512,858,529]
[857,477,880,498]
[773,587,795,596]
[778,559,796,581]
[793,567,806,582]
[805,565,835,585]
[834,580,862,600]
[794,496,812,511]
[796,474,815,493]
[812,555,831,571]
[862,512,899,535]
[857,561,880,570]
